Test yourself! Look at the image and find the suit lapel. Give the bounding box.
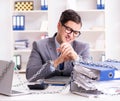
[72,41,76,52]
[46,36,57,60]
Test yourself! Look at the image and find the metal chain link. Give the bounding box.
[80,60,118,70]
[13,63,70,94]
[105,59,120,63]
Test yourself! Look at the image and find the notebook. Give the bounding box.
[0,60,29,96]
[44,76,71,85]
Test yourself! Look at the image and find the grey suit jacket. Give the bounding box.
[26,34,90,81]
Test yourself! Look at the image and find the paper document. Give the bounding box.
[44,76,71,85]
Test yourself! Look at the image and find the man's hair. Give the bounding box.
[59,9,82,26]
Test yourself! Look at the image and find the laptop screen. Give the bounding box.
[0,60,14,95]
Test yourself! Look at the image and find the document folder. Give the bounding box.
[70,59,120,97]
[80,62,117,81]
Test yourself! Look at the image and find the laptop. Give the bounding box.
[0,60,29,96]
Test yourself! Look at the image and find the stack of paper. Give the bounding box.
[70,60,120,97]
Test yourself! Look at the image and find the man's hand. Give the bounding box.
[58,43,79,61]
[62,43,78,60]
[53,43,79,68]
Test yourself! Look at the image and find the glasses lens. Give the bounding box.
[63,24,81,37]
[62,24,72,34]
[73,31,80,37]
[65,27,72,34]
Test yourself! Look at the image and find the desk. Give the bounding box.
[1,73,120,101]
[1,88,120,101]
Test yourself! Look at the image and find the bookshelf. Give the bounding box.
[11,0,48,72]
[11,0,105,72]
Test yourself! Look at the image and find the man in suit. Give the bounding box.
[26,9,90,82]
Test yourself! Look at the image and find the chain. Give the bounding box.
[12,63,48,89]
[30,82,70,95]
[28,64,46,82]
[80,60,118,70]
[13,69,29,91]
[12,63,71,94]
[105,59,120,63]
[13,69,70,95]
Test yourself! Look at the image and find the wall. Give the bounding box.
[49,0,120,60]
[0,0,120,61]
[105,0,120,59]
[0,0,13,61]
[48,0,66,36]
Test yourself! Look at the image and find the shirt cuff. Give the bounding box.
[73,56,82,65]
[49,60,56,72]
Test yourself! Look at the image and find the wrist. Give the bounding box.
[49,60,54,67]
[73,56,82,65]
[54,59,60,68]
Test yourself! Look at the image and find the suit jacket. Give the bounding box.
[26,34,90,81]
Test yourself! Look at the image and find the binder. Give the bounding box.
[12,15,25,30]
[16,15,20,30]
[20,15,25,30]
[70,59,120,97]
[79,61,118,81]
[40,0,48,10]
[103,60,120,80]
[97,0,105,9]
[12,16,17,30]
[13,55,21,70]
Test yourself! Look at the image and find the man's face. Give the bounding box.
[57,21,81,44]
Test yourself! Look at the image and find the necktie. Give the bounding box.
[58,53,64,70]
[59,62,64,70]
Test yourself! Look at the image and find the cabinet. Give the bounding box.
[11,0,48,72]
[66,0,105,61]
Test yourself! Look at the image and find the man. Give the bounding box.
[26,9,90,82]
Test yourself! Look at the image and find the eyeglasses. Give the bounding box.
[62,24,81,37]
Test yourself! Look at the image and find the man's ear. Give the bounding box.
[57,22,61,29]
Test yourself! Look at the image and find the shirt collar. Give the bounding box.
[55,37,60,55]
[55,37,60,49]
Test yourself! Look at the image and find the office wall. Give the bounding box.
[0,0,120,61]
[0,0,13,61]
[105,0,120,59]
[49,0,120,60]
[48,0,66,36]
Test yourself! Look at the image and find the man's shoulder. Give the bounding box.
[74,40,89,47]
[36,37,54,44]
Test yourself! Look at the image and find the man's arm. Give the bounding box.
[26,41,55,82]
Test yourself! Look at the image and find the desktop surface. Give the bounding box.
[1,73,120,101]
[1,89,120,101]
